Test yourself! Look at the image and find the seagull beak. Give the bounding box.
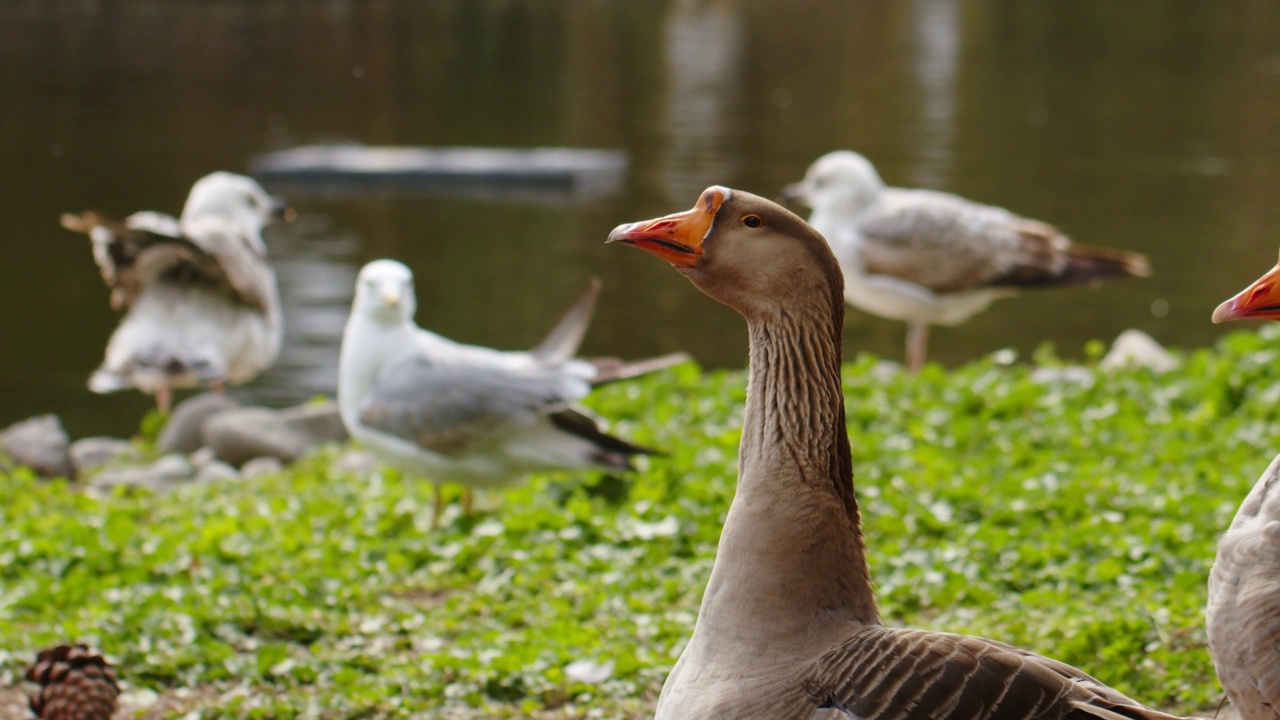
[1213,259,1280,323]
[270,196,296,223]
[382,290,401,309]
[606,187,727,267]
[779,181,807,208]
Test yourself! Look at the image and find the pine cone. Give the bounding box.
[24,644,119,720]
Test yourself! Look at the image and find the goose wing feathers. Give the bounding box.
[804,626,1188,720]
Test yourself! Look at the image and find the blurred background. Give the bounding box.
[2,0,1279,437]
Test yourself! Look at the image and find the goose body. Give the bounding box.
[1207,256,1280,720]
[337,259,686,520]
[783,151,1150,371]
[62,172,287,411]
[609,186,1194,720]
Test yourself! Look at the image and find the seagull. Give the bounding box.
[337,259,688,525]
[783,150,1151,372]
[62,172,290,413]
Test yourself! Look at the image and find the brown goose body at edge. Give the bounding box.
[1207,260,1280,720]
[609,186,1198,720]
[1207,454,1280,720]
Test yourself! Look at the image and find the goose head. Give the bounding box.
[181,172,293,248]
[608,186,845,319]
[352,259,418,327]
[781,150,885,217]
[1213,250,1280,323]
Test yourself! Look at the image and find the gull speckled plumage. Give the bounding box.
[62,171,287,412]
[783,151,1150,371]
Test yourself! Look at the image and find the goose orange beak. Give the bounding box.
[1214,260,1280,323]
[607,187,728,267]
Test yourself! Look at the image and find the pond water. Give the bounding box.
[3,0,1280,437]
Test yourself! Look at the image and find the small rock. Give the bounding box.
[69,437,139,474]
[89,453,194,492]
[1100,329,1178,373]
[189,446,218,470]
[241,456,284,479]
[1030,366,1095,385]
[278,399,348,445]
[564,658,614,684]
[195,460,239,483]
[0,415,73,478]
[152,453,194,477]
[332,448,381,477]
[870,360,902,381]
[203,407,308,466]
[158,393,240,454]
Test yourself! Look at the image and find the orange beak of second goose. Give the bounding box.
[1214,257,1280,323]
[606,187,728,267]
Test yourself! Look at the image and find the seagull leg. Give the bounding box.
[156,386,173,415]
[906,322,929,373]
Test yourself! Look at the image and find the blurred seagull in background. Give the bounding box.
[338,259,687,526]
[62,171,290,412]
[783,150,1151,372]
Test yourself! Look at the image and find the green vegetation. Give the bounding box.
[6,326,1280,718]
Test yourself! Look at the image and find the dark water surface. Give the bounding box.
[3,1,1280,437]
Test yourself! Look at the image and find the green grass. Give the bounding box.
[6,326,1280,717]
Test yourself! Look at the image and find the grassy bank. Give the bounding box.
[5,326,1280,718]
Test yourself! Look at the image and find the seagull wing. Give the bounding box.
[62,210,223,309]
[357,344,589,457]
[182,217,277,312]
[856,189,1069,295]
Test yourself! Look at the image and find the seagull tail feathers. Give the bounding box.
[530,279,601,362]
[587,352,692,386]
[548,409,661,469]
[1061,244,1152,283]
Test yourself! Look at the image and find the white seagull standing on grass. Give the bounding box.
[338,259,688,526]
[61,172,290,412]
[784,150,1151,372]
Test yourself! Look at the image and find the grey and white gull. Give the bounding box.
[784,150,1151,372]
[337,259,687,524]
[62,171,289,412]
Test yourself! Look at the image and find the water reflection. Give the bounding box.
[256,216,361,406]
[2,1,1280,437]
[658,0,745,201]
[906,0,961,187]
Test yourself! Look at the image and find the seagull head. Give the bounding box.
[781,150,885,217]
[181,172,293,248]
[353,259,417,326]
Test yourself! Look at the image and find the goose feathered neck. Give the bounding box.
[691,261,877,660]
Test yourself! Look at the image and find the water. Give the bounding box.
[2,0,1279,437]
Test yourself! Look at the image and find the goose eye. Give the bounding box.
[742,214,763,228]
